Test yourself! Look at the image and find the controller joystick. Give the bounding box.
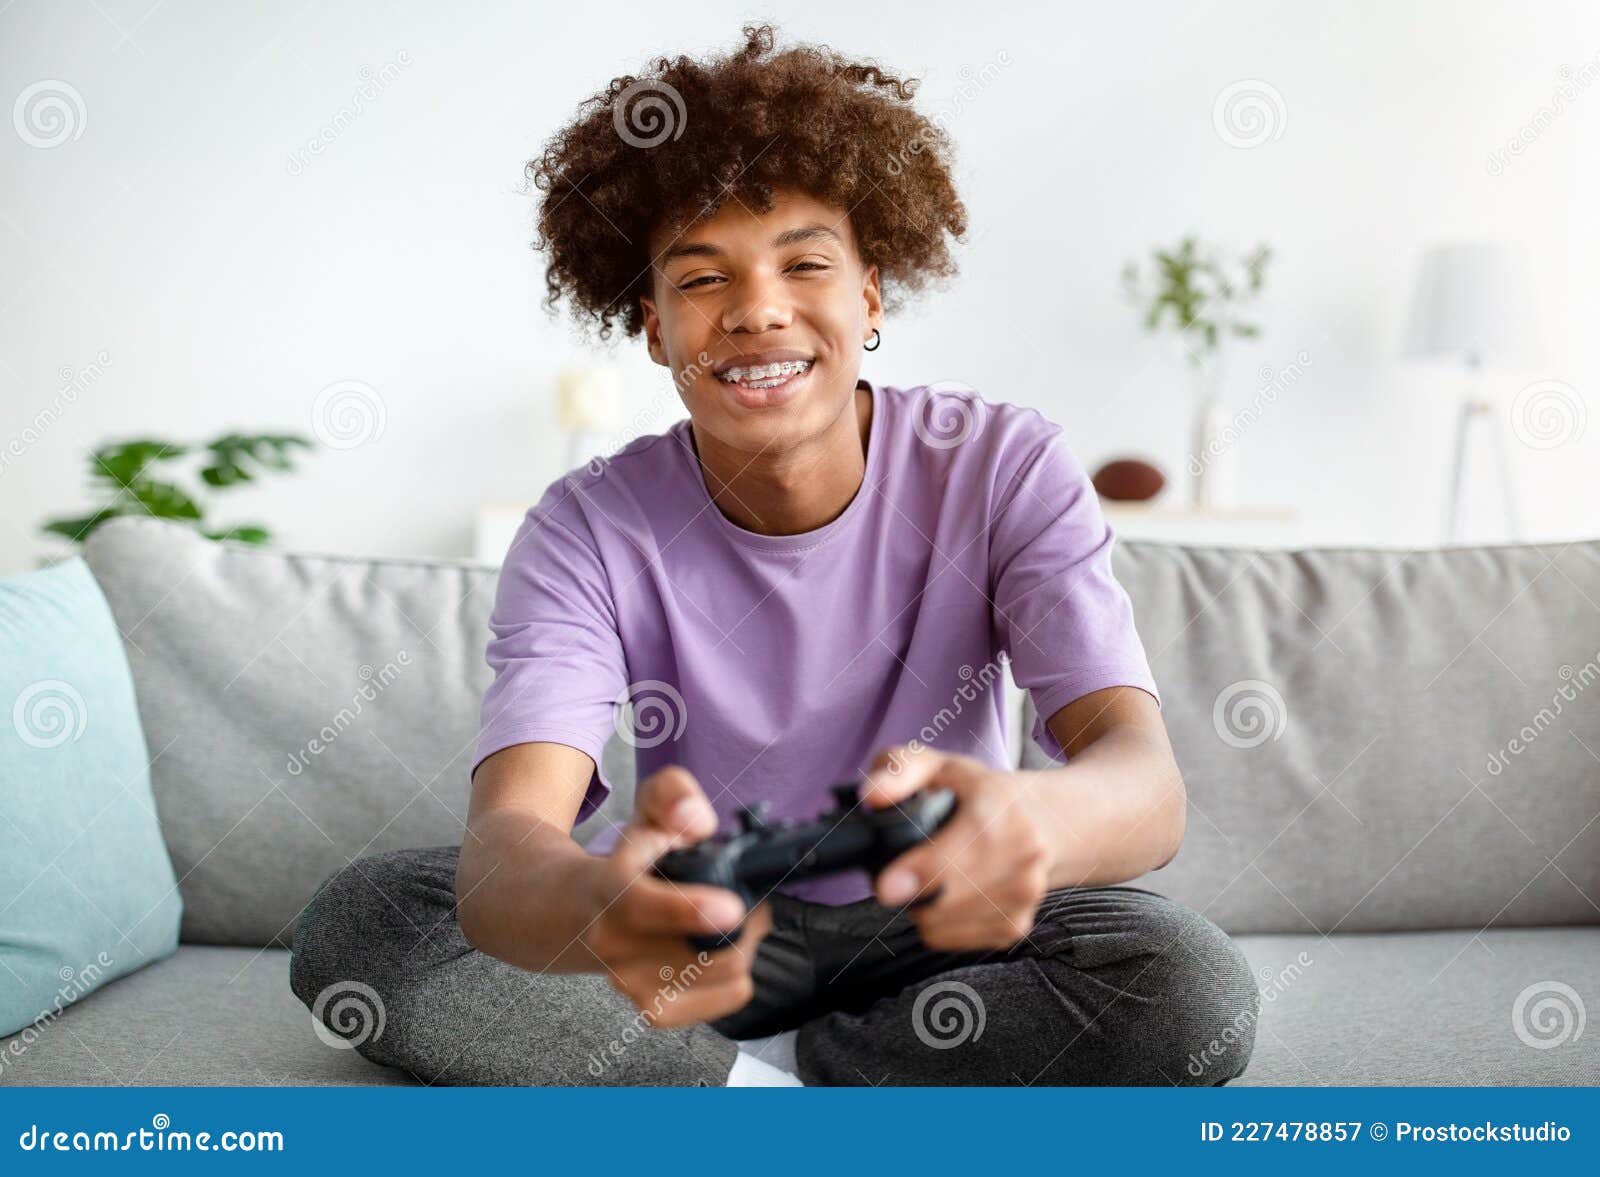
[653,783,956,952]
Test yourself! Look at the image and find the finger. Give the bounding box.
[873,822,970,906]
[613,875,747,936]
[912,917,1019,952]
[875,845,943,907]
[636,765,717,833]
[654,896,773,964]
[607,907,772,1024]
[609,960,755,1026]
[614,767,717,869]
[859,744,944,808]
[640,976,758,1028]
[910,894,1035,945]
[703,898,773,957]
[601,901,771,972]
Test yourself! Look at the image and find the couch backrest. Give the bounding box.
[88,518,1600,946]
[83,517,635,947]
[1023,538,1600,934]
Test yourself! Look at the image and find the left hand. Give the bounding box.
[860,744,1051,951]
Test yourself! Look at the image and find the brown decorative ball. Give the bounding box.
[1092,457,1166,502]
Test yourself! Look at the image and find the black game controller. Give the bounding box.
[652,783,957,951]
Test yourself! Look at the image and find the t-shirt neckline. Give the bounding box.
[686,377,883,554]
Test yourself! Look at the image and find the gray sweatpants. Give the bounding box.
[288,845,1259,1086]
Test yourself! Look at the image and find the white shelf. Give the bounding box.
[1100,498,1301,545]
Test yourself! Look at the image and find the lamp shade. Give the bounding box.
[1402,242,1537,366]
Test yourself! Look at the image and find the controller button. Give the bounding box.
[737,802,772,832]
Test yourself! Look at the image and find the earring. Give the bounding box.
[863,328,881,352]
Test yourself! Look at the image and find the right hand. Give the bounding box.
[579,765,771,1027]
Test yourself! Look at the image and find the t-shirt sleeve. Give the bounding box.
[990,428,1161,763]
[471,482,627,826]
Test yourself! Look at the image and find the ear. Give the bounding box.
[861,263,883,336]
[639,290,669,368]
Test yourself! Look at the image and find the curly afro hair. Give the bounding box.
[526,23,968,341]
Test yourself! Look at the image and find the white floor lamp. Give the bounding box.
[1402,243,1538,543]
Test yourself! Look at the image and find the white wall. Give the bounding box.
[3,0,1597,574]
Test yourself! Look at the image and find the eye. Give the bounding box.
[788,262,827,273]
[678,275,723,290]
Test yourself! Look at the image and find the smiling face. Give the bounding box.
[639,188,883,459]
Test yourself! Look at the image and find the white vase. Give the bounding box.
[1186,349,1237,508]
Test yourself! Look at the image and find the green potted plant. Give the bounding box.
[1123,237,1272,506]
[41,432,313,546]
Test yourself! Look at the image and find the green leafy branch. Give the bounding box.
[41,432,314,546]
[1123,237,1273,363]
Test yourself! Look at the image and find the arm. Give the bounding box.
[460,486,768,1024]
[454,740,616,973]
[455,742,771,1025]
[1023,683,1184,887]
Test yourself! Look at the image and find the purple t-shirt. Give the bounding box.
[472,379,1160,903]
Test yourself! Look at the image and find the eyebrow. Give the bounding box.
[657,223,844,266]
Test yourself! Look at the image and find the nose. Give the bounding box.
[720,267,794,334]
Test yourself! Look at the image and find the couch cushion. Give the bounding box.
[5,932,1590,1087]
[82,518,637,948]
[0,945,410,1086]
[1024,539,1600,934]
[1232,928,1600,1085]
[0,556,183,1036]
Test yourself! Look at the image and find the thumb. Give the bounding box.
[860,744,942,808]
[613,765,718,870]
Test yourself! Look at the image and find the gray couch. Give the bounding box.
[3,515,1596,1085]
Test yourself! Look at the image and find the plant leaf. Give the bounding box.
[125,478,202,520]
[91,440,187,488]
[200,463,252,487]
[39,506,129,543]
[203,524,271,544]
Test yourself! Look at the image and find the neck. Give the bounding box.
[692,383,873,536]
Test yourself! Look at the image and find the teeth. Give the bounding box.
[720,360,812,384]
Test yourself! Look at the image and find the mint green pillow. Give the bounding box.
[0,556,182,1037]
